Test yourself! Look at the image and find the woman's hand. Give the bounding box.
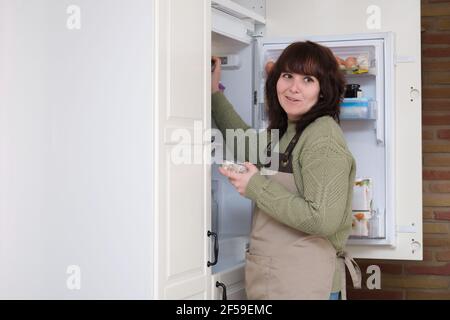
[211,56,221,93]
[218,162,259,196]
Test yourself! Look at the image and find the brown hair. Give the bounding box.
[265,41,345,137]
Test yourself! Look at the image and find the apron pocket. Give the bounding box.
[245,252,271,300]
[269,236,336,300]
[268,257,334,299]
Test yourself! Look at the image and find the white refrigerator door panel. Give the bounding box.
[0,0,155,298]
[264,0,422,260]
[258,35,393,247]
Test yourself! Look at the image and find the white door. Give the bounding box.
[154,0,212,299]
[264,0,422,260]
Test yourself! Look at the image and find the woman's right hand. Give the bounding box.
[211,56,221,94]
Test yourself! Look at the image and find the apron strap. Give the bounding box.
[337,251,362,300]
[264,130,303,169]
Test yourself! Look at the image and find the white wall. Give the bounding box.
[0,0,155,299]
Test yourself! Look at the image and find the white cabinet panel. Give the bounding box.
[169,0,205,121]
[166,154,204,277]
[212,264,246,300]
[155,0,211,299]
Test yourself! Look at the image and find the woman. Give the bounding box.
[212,41,361,300]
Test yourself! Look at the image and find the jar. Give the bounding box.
[345,84,361,98]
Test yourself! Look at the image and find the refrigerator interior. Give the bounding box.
[210,32,395,273]
[259,38,392,245]
[211,31,253,274]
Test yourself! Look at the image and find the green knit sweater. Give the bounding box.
[212,92,356,292]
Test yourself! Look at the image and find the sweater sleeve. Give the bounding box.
[212,92,269,166]
[212,91,251,133]
[244,135,352,236]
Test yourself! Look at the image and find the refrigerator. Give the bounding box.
[210,0,422,298]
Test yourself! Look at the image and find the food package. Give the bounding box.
[335,56,346,70]
[345,57,358,70]
[357,53,369,71]
[334,53,370,74]
[221,160,248,174]
[351,211,372,237]
[352,178,373,211]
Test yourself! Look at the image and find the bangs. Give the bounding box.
[265,40,345,133]
[278,44,324,80]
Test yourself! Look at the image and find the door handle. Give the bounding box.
[207,231,219,267]
[216,281,227,300]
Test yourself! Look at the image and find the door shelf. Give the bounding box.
[340,98,376,120]
[349,209,386,240]
[344,69,377,78]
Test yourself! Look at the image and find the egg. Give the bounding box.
[335,56,345,65]
[345,56,358,69]
[354,212,366,221]
[265,60,275,75]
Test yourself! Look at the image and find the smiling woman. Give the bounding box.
[276,72,321,120]
[265,41,346,137]
[211,40,361,300]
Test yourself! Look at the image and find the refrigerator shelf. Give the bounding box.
[344,68,377,78]
[212,0,266,24]
[349,236,386,240]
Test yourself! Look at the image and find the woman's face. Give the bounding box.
[276,72,320,121]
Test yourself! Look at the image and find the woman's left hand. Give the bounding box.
[218,162,259,196]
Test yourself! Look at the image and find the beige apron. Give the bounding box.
[245,132,361,300]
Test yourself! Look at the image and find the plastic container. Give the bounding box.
[352,178,373,211]
[351,211,372,237]
[340,98,373,119]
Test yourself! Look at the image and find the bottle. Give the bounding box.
[357,89,363,98]
[345,84,360,98]
[368,209,380,238]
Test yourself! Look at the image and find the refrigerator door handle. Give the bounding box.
[207,231,219,267]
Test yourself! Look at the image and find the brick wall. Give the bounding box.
[348,0,450,300]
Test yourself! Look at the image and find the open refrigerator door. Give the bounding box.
[256,33,395,247]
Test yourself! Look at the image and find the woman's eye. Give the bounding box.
[281,73,292,79]
[304,76,314,83]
